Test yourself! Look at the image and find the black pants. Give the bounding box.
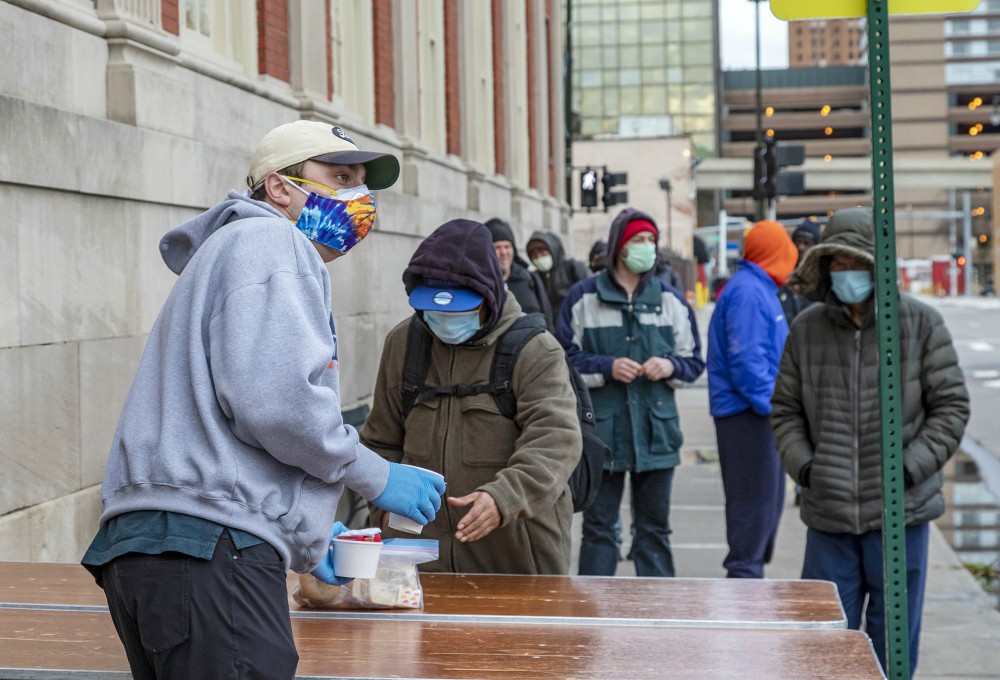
[98,531,298,679]
[714,409,786,578]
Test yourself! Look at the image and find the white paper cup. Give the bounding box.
[387,465,445,534]
[331,538,383,579]
[388,512,425,534]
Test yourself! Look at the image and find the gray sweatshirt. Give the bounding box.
[99,191,389,572]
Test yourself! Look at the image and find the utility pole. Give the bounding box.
[564,0,574,211]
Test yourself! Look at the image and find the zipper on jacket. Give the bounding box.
[852,327,862,534]
[443,348,458,569]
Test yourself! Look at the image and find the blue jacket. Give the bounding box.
[557,271,704,472]
[707,259,789,418]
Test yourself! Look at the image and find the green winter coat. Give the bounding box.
[772,208,970,534]
[361,296,582,574]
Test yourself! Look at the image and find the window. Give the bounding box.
[181,0,257,75]
[418,0,446,154]
[331,0,375,123]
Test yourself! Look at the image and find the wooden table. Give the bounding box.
[0,606,885,680]
[1,563,847,630]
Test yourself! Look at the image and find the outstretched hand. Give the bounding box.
[447,492,501,543]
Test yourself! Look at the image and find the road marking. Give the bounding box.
[968,342,995,352]
[983,380,1000,389]
[974,370,1000,379]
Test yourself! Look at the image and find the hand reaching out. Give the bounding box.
[447,492,501,543]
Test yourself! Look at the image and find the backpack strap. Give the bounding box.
[401,313,548,420]
[401,315,434,419]
[489,313,548,419]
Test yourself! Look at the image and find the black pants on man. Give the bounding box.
[714,409,786,578]
[98,531,298,679]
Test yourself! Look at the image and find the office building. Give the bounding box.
[567,0,718,157]
[788,19,864,68]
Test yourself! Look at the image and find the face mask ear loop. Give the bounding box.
[280,175,311,196]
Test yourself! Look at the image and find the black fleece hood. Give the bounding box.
[485,217,529,268]
[403,219,507,335]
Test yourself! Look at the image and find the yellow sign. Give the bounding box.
[771,0,980,21]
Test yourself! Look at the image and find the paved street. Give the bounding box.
[570,295,1000,679]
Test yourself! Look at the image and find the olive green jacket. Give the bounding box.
[361,296,582,574]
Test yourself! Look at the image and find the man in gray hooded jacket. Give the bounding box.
[81,120,445,679]
[771,207,969,677]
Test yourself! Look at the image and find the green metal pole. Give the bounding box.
[865,2,910,678]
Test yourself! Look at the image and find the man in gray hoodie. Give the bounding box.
[81,120,445,679]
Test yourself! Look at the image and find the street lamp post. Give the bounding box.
[659,178,673,251]
[752,0,765,221]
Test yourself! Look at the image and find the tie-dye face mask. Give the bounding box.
[282,176,376,254]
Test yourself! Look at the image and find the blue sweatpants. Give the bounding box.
[714,409,785,578]
[802,523,929,679]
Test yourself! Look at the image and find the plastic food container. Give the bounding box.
[331,536,383,578]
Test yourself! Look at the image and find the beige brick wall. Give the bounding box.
[0,0,567,562]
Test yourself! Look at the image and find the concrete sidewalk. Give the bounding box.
[569,305,1000,679]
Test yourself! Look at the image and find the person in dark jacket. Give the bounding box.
[589,238,608,273]
[777,220,822,325]
[361,220,582,574]
[527,231,591,317]
[707,220,798,579]
[557,208,705,577]
[485,218,553,329]
[772,207,969,677]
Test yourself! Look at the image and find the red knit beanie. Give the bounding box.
[616,219,658,256]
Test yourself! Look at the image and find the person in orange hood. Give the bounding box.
[706,220,797,578]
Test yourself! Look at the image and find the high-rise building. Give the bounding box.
[567,0,718,156]
[788,19,864,68]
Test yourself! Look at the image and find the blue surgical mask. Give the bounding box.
[282,177,376,254]
[424,309,482,345]
[622,242,657,274]
[830,270,874,304]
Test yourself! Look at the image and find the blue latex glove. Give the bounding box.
[371,462,447,525]
[310,521,354,586]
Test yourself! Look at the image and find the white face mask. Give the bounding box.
[532,255,554,273]
[424,309,482,345]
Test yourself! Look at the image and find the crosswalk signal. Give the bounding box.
[580,168,598,209]
[602,170,629,211]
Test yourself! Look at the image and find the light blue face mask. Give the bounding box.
[424,309,482,345]
[830,269,874,304]
[622,242,657,274]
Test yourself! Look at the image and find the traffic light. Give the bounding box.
[601,170,629,211]
[580,168,598,209]
[978,233,991,249]
[765,138,805,199]
[752,139,806,202]
[752,144,768,201]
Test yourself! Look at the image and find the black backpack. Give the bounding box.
[401,313,607,513]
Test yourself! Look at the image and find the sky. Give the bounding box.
[719,0,790,70]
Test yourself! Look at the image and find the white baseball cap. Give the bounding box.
[246,120,400,191]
